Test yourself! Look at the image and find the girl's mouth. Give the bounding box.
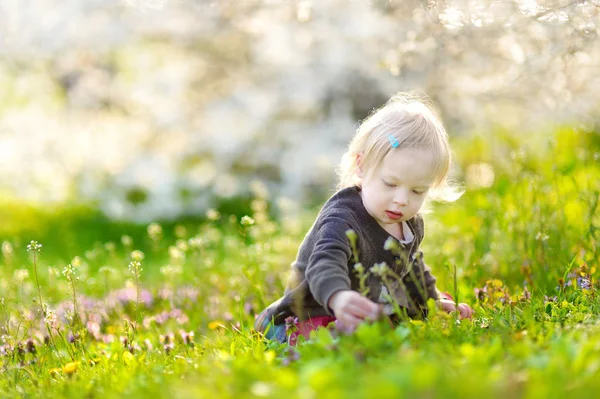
[385,210,403,220]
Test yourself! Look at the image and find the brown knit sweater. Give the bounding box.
[258,185,439,325]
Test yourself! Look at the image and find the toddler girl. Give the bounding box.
[255,92,473,344]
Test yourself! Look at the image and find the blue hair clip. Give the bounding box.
[387,134,399,148]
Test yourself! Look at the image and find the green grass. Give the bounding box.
[0,127,598,398]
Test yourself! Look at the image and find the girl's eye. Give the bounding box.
[412,190,425,195]
[383,181,396,188]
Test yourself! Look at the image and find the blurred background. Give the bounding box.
[0,0,599,224]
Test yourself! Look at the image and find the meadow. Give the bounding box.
[0,127,599,398]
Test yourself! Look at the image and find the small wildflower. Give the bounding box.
[147,223,163,241]
[519,285,531,302]
[208,320,225,330]
[159,332,175,344]
[44,309,58,329]
[240,215,255,227]
[370,262,389,277]
[164,342,175,354]
[26,241,42,253]
[206,208,221,221]
[577,275,592,290]
[71,256,82,267]
[353,263,364,274]
[535,232,549,241]
[160,264,183,278]
[1,241,13,258]
[13,269,29,282]
[284,316,299,332]
[383,237,399,251]
[175,239,188,252]
[144,338,153,351]
[104,242,116,252]
[174,225,188,238]
[121,235,133,247]
[179,330,195,346]
[168,246,185,262]
[128,261,142,277]
[62,361,79,375]
[62,263,77,282]
[131,250,145,261]
[188,236,204,250]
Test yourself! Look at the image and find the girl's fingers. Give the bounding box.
[339,313,362,329]
[351,295,380,315]
[457,303,473,319]
[346,304,379,321]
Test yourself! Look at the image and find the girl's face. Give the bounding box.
[357,147,437,234]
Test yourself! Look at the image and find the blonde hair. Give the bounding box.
[336,92,461,202]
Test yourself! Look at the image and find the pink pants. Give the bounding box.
[288,315,337,346]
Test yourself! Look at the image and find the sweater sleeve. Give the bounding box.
[305,216,353,314]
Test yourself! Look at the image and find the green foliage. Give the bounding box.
[0,127,599,398]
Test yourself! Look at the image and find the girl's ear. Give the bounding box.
[355,152,364,178]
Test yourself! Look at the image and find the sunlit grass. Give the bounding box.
[0,127,598,398]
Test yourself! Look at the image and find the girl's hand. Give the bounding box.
[328,290,381,331]
[437,298,474,319]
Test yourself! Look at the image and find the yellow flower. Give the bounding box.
[208,320,226,330]
[62,361,80,375]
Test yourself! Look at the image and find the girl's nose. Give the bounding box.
[393,190,408,206]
